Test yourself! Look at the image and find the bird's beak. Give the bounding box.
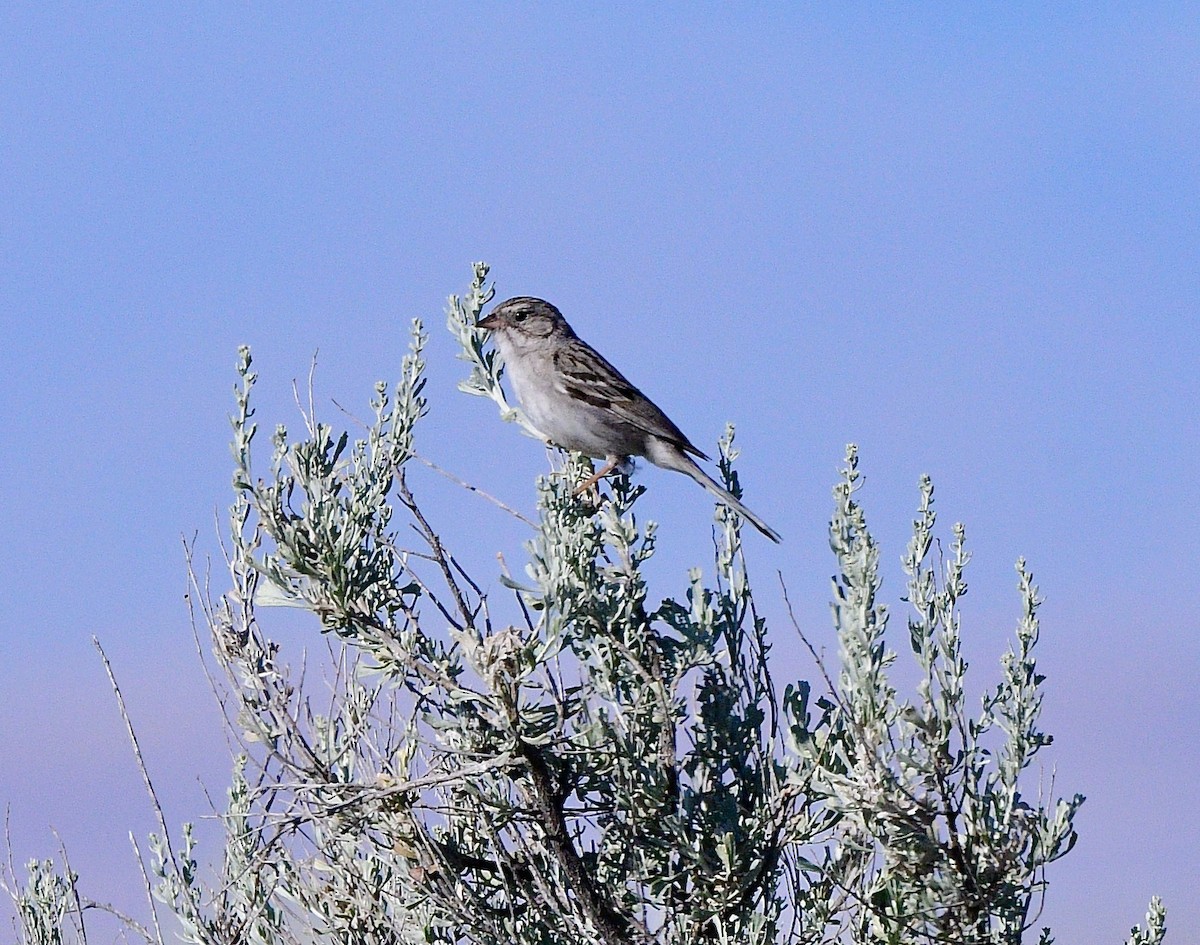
[476,313,500,330]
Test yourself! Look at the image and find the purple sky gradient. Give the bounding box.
[2,4,1197,940]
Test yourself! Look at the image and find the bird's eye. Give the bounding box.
[513,312,528,322]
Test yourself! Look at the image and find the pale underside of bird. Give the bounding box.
[476,296,781,543]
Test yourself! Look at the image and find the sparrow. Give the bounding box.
[476,297,781,543]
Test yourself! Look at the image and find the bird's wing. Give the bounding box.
[553,341,709,460]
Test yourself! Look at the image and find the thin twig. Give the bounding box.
[2,805,15,899]
[50,829,88,944]
[184,536,243,762]
[93,640,175,867]
[79,897,158,945]
[293,350,320,438]
[397,471,478,631]
[128,834,166,945]
[413,451,536,527]
[330,396,369,432]
[496,552,537,634]
[778,573,841,705]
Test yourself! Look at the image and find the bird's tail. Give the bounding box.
[672,452,782,543]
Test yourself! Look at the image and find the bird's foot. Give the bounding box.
[573,457,622,497]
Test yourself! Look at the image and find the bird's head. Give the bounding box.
[477,297,574,347]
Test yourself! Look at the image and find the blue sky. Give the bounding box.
[1,3,1196,940]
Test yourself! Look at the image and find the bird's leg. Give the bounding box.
[573,456,622,497]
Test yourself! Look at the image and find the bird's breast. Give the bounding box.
[503,349,640,459]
